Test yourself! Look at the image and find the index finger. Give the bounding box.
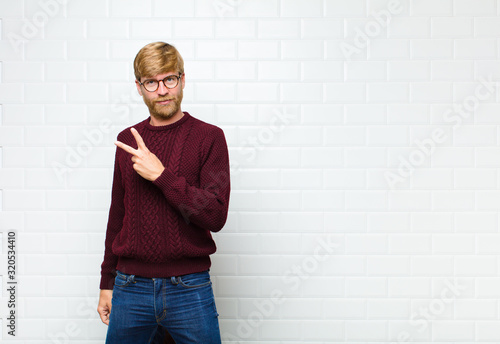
[131,128,147,151]
[115,140,138,156]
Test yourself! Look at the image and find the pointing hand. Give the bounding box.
[115,128,165,181]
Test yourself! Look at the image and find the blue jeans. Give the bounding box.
[105,270,221,344]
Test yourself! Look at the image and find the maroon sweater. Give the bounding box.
[100,112,230,289]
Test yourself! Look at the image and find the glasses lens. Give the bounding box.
[144,80,159,92]
[163,76,179,88]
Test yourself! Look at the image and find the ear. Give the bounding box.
[135,80,143,96]
[181,73,186,90]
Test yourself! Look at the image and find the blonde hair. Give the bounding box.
[133,42,184,81]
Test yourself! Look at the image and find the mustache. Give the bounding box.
[156,98,174,102]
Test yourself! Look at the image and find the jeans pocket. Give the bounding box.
[114,270,133,288]
[177,271,212,289]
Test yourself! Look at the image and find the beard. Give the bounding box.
[143,89,183,121]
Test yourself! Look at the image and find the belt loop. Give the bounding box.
[129,275,136,283]
[171,276,178,285]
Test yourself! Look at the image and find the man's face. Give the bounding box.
[135,72,185,121]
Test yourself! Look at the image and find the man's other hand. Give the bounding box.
[98,289,113,325]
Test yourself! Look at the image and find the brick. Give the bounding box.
[325,0,366,16]
[26,40,65,60]
[215,61,256,80]
[302,191,343,210]
[455,0,497,15]
[388,60,429,80]
[388,17,430,38]
[236,0,278,17]
[412,39,453,59]
[68,40,108,60]
[215,276,259,297]
[301,321,344,341]
[0,168,24,188]
[369,39,410,59]
[3,61,43,82]
[152,0,194,17]
[345,191,387,210]
[261,191,301,210]
[282,40,323,60]
[477,191,500,210]
[389,277,431,297]
[235,169,279,189]
[389,234,431,254]
[410,168,453,189]
[87,20,129,39]
[324,168,364,189]
[302,61,343,82]
[475,17,500,36]
[3,147,44,167]
[281,0,323,17]
[238,40,278,60]
[260,320,301,340]
[326,83,366,103]
[431,17,473,38]
[216,19,256,38]
[173,19,213,38]
[367,299,409,319]
[302,18,343,38]
[0,83,24,103]
[345,147,386,167]
[433,321,475,341]
[44,19,85,39]
[196,40,236,59]
[67,0,107,17]
[3,190,44,210]
[279,212,323,232]
[455,212,497,232]
[411,256,454,276]
[0,126,24,145]
[46,62,86,82]
[110,0,151,17]
[67,83,108,103]
[130,19,172,38]
[477,321,500,341]
[346,61,387,81]
[411,0,453,15]
[0,0,23,16]
[279,126,322,146]
[455,39,497,59]
[281,83,322,103]
[411,82,452,103]
[0,41,23,61]
[258,61,299,81]
[368,82,409,103]
[237,83,278,102]
[87,62,129,82]
[345,234,387,254]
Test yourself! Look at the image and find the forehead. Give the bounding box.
[142,72,178,81]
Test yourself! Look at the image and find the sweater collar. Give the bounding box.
[143,112,191,131]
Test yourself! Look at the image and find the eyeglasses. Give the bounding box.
[138,74,183,92]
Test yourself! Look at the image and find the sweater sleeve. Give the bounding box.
[99,148,125,289]
[152,128,230,232]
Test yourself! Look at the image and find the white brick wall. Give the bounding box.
[1,0,500,342]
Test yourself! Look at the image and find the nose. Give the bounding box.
[157,81,169,96]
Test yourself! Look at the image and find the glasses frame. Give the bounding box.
[138,73,183,93]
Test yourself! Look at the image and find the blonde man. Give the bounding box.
[97,42,230,344]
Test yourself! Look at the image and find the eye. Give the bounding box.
[165,76,175,82]
[145,80,156,86]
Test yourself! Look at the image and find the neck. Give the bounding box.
[149,110,184,126]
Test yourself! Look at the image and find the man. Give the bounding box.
[97,42,230,344]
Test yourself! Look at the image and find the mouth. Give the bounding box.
[156,99,173,105]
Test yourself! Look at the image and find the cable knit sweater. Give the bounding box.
[100,112,230,290]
